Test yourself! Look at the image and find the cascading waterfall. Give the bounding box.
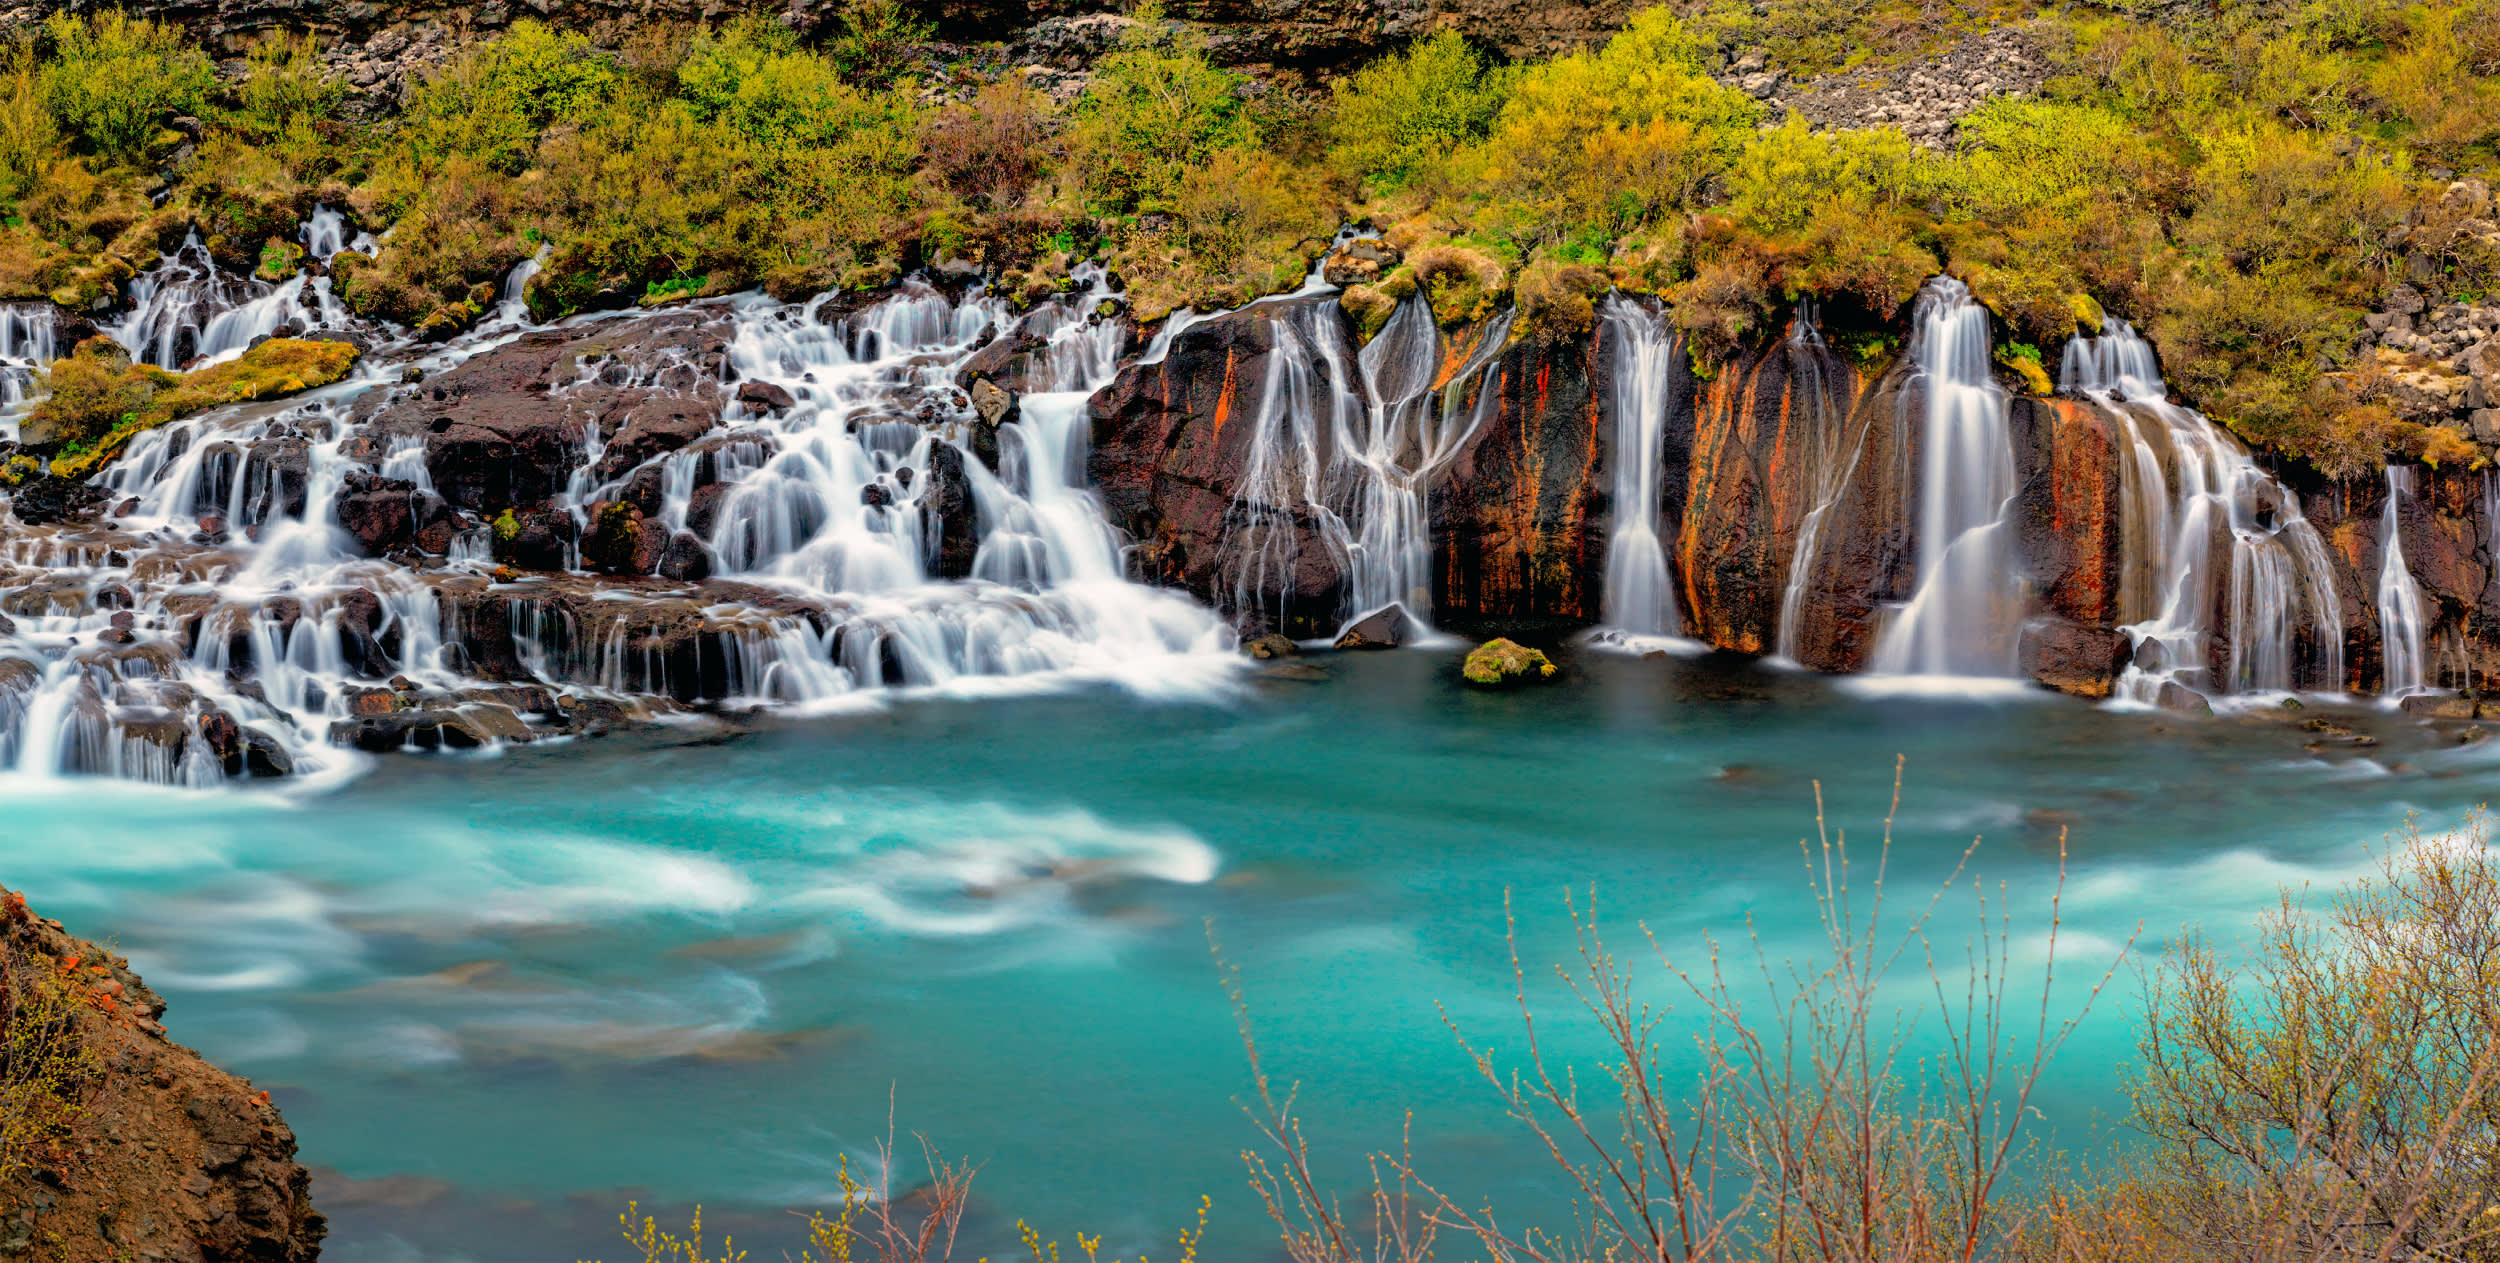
[1227,290,1512,637]
[2063,318,2345,701]
[1867,277,2024,678]
[2379,465,2429,698]
[108,232,351,369]
[1,224,1240,789]
[0,304,57,432]
[1596,295,1684,639]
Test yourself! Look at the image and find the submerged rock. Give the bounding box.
[1462,638,1558,686]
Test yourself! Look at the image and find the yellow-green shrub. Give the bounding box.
[37,10,211,162]
[1328,30,1508,195]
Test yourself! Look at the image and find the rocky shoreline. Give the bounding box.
[0,888,325,1262]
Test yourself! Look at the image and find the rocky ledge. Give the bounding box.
[0,888,324,1262]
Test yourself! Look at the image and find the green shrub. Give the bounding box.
[1462,9,1757,245]
[1328,30,1508,195]
[404,20,618,174]
[1065,23,1258,216]
[0,47,57,200]
[232,32,342,142]
[826,0,933,88]
[38,10,212,162]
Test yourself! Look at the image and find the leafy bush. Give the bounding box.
[1064,23,1258,216]
[0,918,100,1186]
[826,0,933,88]
[0,47,58,200]
[38,10,212,162]
[403,21,618,175]
[1327,30,1508,195]
[1462,10,1758,246]
[231,32,342,143]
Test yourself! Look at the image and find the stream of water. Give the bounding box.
[5,647,2482,1263]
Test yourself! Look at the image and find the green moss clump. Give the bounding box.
[32,337,360,480]
[1463,638,1557,687]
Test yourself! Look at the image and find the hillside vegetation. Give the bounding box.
[0,0,2493,476]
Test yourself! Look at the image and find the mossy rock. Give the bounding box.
[256,238,306,283]
[39,338,360,480]
[1463,638,1557,687]
[1996,346,2054,397]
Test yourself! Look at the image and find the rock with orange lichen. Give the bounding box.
[0,887,325,1263]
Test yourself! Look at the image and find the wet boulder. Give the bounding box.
[736,380,796,413]
[237,436,311,525]
[659,532,714,582]
[8,473,109,525]
[580,500,665,576]
[2018,617,2130,699]
[1243,633,1298,659]
[594,404,719,482]
[490,505,579,572]
[1335,604,1414,650]
[922,443,980,580]
[335,471,450,557]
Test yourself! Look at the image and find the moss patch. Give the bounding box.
[27,338,360,482]
[1463,638,1558,687]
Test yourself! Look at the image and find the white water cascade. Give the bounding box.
[1227,290,1512,638]
[1,235,1242,788]
[2378,465,2429,699]
[0,304,57,434]
[1867,277,2024,679]
[108,232,351,370]
[2063,318,2345,702]
[1596,295,1684,638]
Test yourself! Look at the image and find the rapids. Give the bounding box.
[2,647,2481,1262]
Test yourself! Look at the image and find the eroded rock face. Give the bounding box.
[1778,360,1925,672]
[1675,326,1869,654]
[1089,296,1354,638]
[0,887,326,1263]
[1433,329,1610,635]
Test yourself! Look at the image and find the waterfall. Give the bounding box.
[1867,277,2023,678]
[3,242,1242,789]
[2063,318,2345,701]
[1224,290,1510,638]
[302,204,349,261]
[2379,465,2429,698]
[107,233,349,369]
[1596,295,1683,638]
[0,304,57,438]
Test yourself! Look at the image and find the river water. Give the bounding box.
[4,645,2482,1261]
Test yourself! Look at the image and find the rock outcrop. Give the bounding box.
[0,888,325,1263]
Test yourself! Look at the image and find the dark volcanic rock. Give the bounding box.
[2019,616,2130,700]
[923,441,981,580]
[335,470,450,557]
[1334,602,1414,649]
[1780,358,1925,671]
[1674,317,1869,653]
[1434,323,1611,635]
[357,310,729,513]
[7,473,109,525]
[0,887,326,1263]
[1088,296,1353,638]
